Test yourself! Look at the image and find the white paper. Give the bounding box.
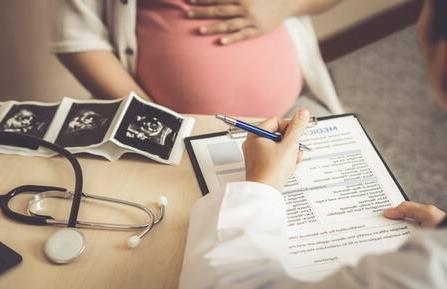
[188,114,414,281]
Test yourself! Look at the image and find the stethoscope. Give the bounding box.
[0,131,167,264]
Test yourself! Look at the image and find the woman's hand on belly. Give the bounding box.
[185,0,294,45]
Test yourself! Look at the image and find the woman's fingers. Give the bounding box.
[384,201,446,228]
[219,27,260,45]
[199,18,253,35]
[188,0,241,4]
[186,0,260,45]
[187,5,245,19]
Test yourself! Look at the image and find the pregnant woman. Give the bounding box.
[51,0,343,117]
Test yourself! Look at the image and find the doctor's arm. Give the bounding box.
[179,110,312,289]
[179,111,447,289]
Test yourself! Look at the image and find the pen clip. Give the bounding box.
[308,116,318,127]
[226,117,318,139]
[227,128,247,139]
[227,122,258,139]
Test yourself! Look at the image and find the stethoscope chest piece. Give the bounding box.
[44,228,86,264]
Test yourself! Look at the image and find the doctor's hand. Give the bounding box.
[242,109,310,192]
[384,201,446,228]
[186,0,293,45]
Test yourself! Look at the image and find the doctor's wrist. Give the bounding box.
[246,172,284,192]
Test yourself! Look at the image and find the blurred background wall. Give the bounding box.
[0,0,409,102]
[312,0,408,39]
[0,1,89,102]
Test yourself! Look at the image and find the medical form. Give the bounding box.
[185,114,414,281]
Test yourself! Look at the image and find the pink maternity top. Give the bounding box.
[136,0,303,117]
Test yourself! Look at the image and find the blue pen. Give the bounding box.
[216,114,311,151]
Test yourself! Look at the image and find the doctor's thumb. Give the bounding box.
[284,109,310,144]
[384,201,446,228]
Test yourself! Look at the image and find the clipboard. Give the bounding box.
[185,113,408,200]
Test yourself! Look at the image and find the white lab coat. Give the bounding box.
[179,182,447,289]
[50,0,344,114]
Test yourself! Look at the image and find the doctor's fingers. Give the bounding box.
[384,201,446,228]
[296,150,304,164]
[198,18,253,35]
[254,116,289,137]
[283,110,310,146]
[187,4,246,18]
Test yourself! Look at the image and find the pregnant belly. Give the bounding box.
[136,0,303,117]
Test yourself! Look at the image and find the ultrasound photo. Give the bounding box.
[114,97,182,160]
[0,104,58,149]
[55,101,121,147]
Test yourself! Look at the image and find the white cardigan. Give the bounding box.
[50,0,344,114]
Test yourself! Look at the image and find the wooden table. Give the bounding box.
[0,115,228,289]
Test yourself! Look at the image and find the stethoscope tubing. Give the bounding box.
[1,185,165,233]
[0,131,167,260]
[0,185,66,225]
[0,132,83,228]
[27,190,163,230]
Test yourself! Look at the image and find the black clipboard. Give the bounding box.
[185,113,408,200]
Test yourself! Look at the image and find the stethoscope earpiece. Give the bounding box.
[126,235,141,248]
[159,196,168,207]
[125,195,168,249]
[44,228,86,264]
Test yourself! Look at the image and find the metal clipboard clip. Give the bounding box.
[227,116,319,139]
